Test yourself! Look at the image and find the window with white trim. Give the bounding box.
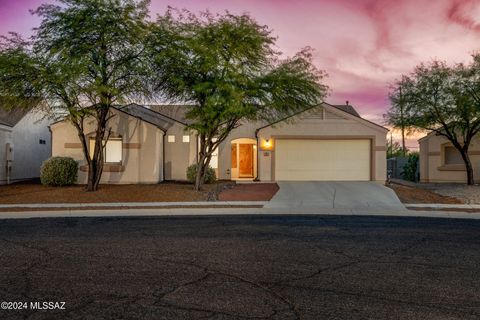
[89,138,123,163]
[167,135,175,143]
[182,135,190,143]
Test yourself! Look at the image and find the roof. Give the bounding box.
[0,107,30,127]
[114,103,181,131]
[147,105,190,125]
[331,104,360,117]
[257,102,388,132]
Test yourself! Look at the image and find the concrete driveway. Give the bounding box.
[266,181,406,210]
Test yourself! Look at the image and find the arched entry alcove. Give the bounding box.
[230,138,257,180]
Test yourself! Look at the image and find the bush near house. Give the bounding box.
[402,152,419,182]
[40,157,78,186]
[187,164,216,184]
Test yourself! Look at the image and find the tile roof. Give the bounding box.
[147,104,191,125]
[332,104,360,117]
[0,107,30,127]
[114,103,180,131]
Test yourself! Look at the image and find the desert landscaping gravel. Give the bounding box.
[423,184,480,204]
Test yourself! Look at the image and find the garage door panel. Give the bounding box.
[275,139,370,181]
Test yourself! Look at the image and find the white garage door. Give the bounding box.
[275,139,371,181]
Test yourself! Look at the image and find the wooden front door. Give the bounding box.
[239,144,254,177]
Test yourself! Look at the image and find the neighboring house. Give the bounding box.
[50,102,388,184]
[419,132,480,183]
[0,108,52,184]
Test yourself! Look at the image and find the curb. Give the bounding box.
[406,203,480,209]
[0,201,268,209]
[2,207,480,220]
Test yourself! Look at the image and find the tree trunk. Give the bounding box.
[194,135,216,191]
[459,149,475,185]
[194,136,207,191]
[194,156,206,191]
[86,108,109,192]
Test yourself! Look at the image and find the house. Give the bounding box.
[419,132,480,183]
[0,108,51,184]
[50,102,388,184]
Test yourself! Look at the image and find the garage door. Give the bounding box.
[275,139,371,181]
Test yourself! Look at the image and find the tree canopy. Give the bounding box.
[0,0,151,191]
[1,3,329,191]
[148,10,328,189]
[387,56,480,185]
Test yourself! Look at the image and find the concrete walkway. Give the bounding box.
[265,181,406,210]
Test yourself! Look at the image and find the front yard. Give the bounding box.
[387,184,463,204]
[0,181,279,204]
[388,181,480,205]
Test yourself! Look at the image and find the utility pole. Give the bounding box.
[399,86,406,157]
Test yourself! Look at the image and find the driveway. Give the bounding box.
[0,215,479,319]
[266,181,406,210]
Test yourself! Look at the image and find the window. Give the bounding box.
[182,135,190,143]
[89,138,122,163]
[167,135,175,143]
[210,138,218,169]
[444,146,463,165]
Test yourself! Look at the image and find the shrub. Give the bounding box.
[186,164,216,184]
[402,152,419,182]
[40,157,78,186]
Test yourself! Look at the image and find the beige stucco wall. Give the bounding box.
[164,122,196,180]
[419,134,480,183]
[0,125,13,184]
[215,105,388,182]
[51,109,164,184]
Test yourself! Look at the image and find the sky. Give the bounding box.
[1,0,480,148]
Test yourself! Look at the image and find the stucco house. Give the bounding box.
[419,132,480,183]
[0,108,51,184]
[50,102,388,184]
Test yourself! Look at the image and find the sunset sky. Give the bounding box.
[1,0,480,148]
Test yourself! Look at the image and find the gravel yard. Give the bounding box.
[421,184,480,204]
[387,183,463,204]
[0,181,230,204]
[0,181,277,204]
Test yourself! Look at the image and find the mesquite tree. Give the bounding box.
[148,10,328,190]
[0,0,151,191]
[388,57,480,185]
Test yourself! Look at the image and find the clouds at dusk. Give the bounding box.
[1,0,480,147]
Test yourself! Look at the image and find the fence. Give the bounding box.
[387,156,420,182]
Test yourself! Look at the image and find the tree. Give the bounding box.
[148,10,328,190]
[388,76,409,156]
[387,140,408,158]
[0,0,151,191]
[387,57,480,185]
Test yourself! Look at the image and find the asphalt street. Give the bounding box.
[0,214,479,319]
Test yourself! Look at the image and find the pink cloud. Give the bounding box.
[1,0,480,148]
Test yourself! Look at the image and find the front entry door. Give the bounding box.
[239,144,254,177]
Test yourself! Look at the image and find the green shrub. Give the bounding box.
[402,152,419,182]
[40,157,78,186]
[186,164,216,184]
